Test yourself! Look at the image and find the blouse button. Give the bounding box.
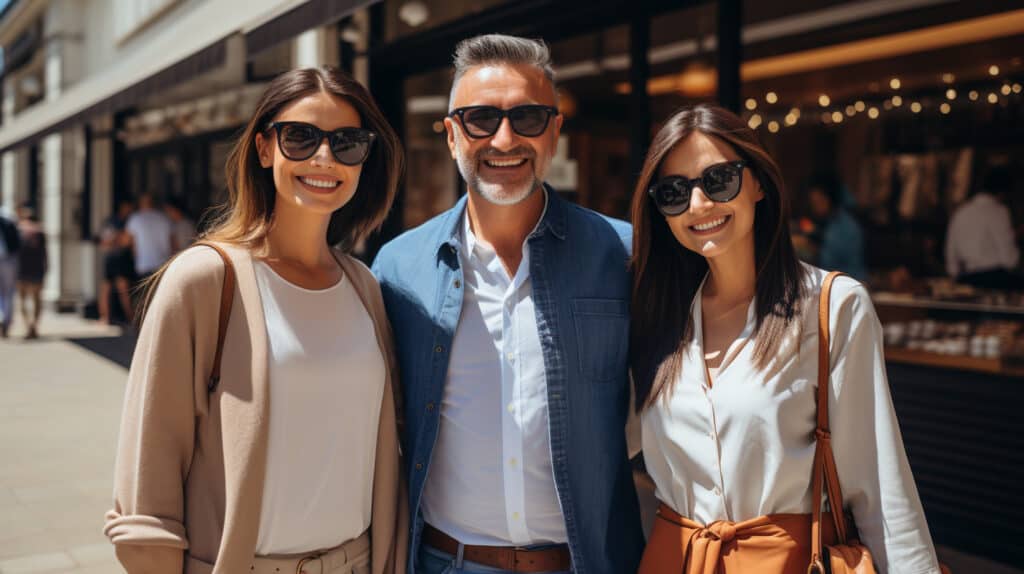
[713,486,722,496]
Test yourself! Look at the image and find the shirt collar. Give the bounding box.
[439,183,566,258]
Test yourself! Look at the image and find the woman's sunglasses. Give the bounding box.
[266,121,376,166]
[648,160,748,216]
[448,105,559,139]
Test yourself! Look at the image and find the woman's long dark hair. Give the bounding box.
[630,104,806,409]
[137,67,403,324]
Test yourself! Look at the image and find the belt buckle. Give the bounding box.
[296,552,325,574]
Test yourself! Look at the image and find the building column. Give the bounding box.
[293,26,340,69]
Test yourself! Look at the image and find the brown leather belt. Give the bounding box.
[422,524,572,573]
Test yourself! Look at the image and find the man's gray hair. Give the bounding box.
[449,34,557,110]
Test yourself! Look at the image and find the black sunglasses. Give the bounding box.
[448,105,559,139]
[266,121,376,166]
[648,160,748,216]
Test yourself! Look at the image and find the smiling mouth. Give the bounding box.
[689,215,730,234]
[297,175,341,191]
[482,158,528,169]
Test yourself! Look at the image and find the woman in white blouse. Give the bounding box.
[628,104,941,574]
[106,68,407,573]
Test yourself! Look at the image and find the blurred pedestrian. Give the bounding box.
[124,193,173,281]
[15,203,47,340]
[105,67,406,574]
[945,166,1021,288]
[372,34,644,574]
[164,196,196,252]
[807,172,867,280]
[0,210,19,338]
[98,199,136,324]
[630,104,940,574]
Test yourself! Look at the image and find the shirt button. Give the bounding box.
[426,402,435,412]
[512,512,521,520]
[506,352,515,362]
[454,279,461,288]
[709,431,716,440]
[713,486,722,496]
[509,458,518,468]
[434,345,444,353]
[415,463,424,471]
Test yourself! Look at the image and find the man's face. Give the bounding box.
[445,63,562,205]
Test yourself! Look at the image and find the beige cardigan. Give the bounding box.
[104,243,408,574]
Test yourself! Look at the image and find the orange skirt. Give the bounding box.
[638,503,843,574]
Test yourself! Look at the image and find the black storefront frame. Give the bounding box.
[363,0,743,257]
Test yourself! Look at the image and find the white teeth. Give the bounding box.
[484,158,527,168]
[299,176,339,189]
[692,217,727,231]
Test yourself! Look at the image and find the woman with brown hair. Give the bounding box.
[630,104,940,574]
[104,67,407,574]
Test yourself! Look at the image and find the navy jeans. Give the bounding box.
[417,544,571,574]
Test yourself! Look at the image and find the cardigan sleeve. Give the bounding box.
[104,247,224,574]
[827,279,941,574]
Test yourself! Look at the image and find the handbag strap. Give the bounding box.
[810,271,851,571]
[193,241,236,392]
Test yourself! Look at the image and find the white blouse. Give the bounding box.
[641,264,941,574]
[253,261,385,555]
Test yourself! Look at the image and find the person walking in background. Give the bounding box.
[164,196,196,253]
[0,210,20,339]
[105,66,407,574]
[373,34,644,574]
[945,166,1021,289]
[630,104,940,574]
[15,204,47,340]
[98,199,136,324]
[807,172,867,281]
[124,193,173,281]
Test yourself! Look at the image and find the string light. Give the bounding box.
[1014,84,1023,94]
[784,113,798,126]
[891,95,903,107]
[768,121,780,133]
[942,73,955,84]
[910,101,922,113]
[790,107,801,119]
[889,78,901,90]
[969,90,979,101]
[765,92,778,104]
[946,89,957,100]
[854,101,865,112]
[940,102,951,114]
[868,107,880,119]
[831,111,844,123]
[989,65,1000,76]
[818,94,831,107]
[820,112,832,124]
[988,93,999,104]
[883,100,893,110]
[745,98,758,110]
[1001,84,1012,96]
[846,105,856,116]
[748,114,763,129]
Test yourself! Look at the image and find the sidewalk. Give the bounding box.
[0,312,128,574]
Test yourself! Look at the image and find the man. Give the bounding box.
[806,172,867,280]
[15,204,47,340]
[124,193,173,281]
[0,209,20,338]
[98,199,136,324]
[946,166,1021,289]
[373,35,644,574]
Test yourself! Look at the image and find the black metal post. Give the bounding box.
[717,0,742,112]
[629,11,651,179]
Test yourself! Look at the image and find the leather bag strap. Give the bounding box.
[810,271,851,571]
[193,242,236,392]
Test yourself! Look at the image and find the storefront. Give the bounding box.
[366,0,1023,567]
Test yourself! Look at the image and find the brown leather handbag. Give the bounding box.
[810,271,877,574]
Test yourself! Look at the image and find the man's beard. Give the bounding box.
[455,144,544,206]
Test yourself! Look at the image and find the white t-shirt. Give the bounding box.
[125,209,173,274]
[945,192,1020,276]
[253,260,385,555]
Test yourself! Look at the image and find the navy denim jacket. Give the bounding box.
[372,188,645,574]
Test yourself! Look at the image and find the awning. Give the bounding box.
[0,0,361,153]
[246,0,377,57]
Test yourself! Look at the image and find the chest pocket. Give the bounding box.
[572,298,629,383]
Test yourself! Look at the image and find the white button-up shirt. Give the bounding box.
[420,194,567,546]
[641,265,941,574]
[945,192,1020,277]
